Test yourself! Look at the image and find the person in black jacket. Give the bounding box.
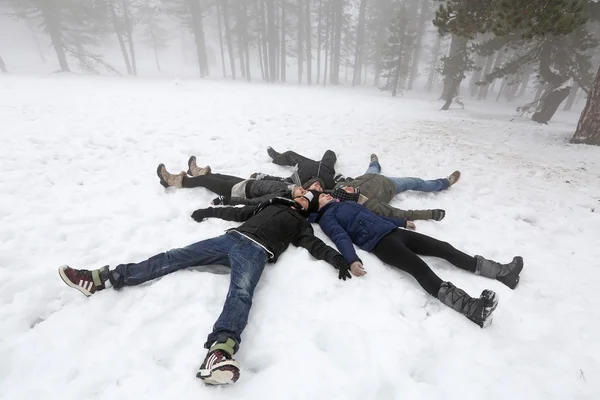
[57,194,351,386]
[156,159,307,206]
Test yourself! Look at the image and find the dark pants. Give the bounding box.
[372,229,476,296]
[111,232,268,350]
[182,173,244,197]
[271,150,337,188]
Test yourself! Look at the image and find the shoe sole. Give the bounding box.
[497,256,524,290]
[58,265,92,297]
[197,361,240,385]
[187,156,195,176]
[156,164,169,188]
[474,290,499,329]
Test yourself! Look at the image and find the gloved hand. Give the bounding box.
[211,196,229,206]
[191,208,211,222]
[431,209,446,221]
[333,255,352,281]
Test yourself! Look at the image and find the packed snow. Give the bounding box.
[1,75,599,400]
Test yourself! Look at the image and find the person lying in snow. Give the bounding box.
[251,147,339,190]
[309,190,524,328]
[58,193,351,386]
[156,156,307,206]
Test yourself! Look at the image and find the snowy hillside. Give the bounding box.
[1,75,599,400]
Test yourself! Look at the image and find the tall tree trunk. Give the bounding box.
[352,0,367,87]
[407,0,429,90]
[391,6,408,97]
[217,3,227,77]
[109,0,133,75]
[189,0,209,77]
[267,0,277,82]
[297,0,304,83]
[516,66,533,98]
[469,54,485,96]
[373,0,390,87]
[122,0,137,75]
[563,83,579,111]
[281,0,286,82]
[305,0,312,85]
[243,3,251,81]
[258,1,270,81]
[478,51,504,100]
[222,0,237,79]
[532,86,571,124]
[149,24,161,71]
[0,55,6,73]
[180,26,188,65]
[426,34,441,92]
[25,19,46,62]
[330,0,343,85]
[322,1,330,86]
[235,1,247,78]
[316,0,322,84]
[571,66,600,145]
[39,2,69,72]
[440,35,467,110]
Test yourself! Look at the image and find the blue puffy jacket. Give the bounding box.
[316,201,407,265]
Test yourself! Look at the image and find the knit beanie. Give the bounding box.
[302,177,325,190]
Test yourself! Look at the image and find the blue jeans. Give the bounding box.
[365,161,450,193]
[112,231,268,350]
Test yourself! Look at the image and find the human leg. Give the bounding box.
[181,173,244,195]
[387,176,450,193]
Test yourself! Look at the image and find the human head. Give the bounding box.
[302,177,325,192]
[318,192,336,208]
[293,186,307,198]
[294,190,321,214]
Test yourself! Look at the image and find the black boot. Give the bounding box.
[475,255,524,289]
[437,282,498,328]
[266,146,280,160]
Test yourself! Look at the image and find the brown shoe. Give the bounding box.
[187,156,211,177]
[157,164,185,188]
[447,170,461,186]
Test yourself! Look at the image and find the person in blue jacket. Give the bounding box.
[311,191,524,328]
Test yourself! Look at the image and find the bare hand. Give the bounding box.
[350,261,367,277]
[406,221,416,230]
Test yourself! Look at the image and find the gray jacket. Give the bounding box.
[229,180,296,206]
[334,174,397,203]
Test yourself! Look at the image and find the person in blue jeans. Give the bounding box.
[331,153,461,195]
[58,194,350,386]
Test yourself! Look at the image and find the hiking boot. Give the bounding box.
[437,281,498,328]
[156,164,185,188]
[475,255,524,290]
[447,170,461,186]
[370,153,379,163]
[187,156,211,177]
[58,265,111,297]
[267,146,280,160]
[197,338,240,385]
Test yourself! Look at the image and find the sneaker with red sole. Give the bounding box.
[58,265,109,297]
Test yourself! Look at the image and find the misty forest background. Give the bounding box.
[1,0,599,145]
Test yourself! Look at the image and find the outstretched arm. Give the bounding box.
[293,223,351,280]
[191,205,257,223]
[318,213,362,265]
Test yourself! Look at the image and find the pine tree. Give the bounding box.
[137,1,169,71]
[571,64,600,145]
[380,5,416,96]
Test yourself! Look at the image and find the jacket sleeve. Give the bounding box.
[364,200,420,223]
[292,222,349,270]
[318,213,362,265]
[196,205,257,222]
[228,194,278,206]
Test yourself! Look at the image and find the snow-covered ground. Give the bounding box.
[1,75,599,400]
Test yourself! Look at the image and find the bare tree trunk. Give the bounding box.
[281,0,286,82]
[235,1,247,78]
[122,0,137,75]
[478,51,504,100]
[0,55,6,73]
[222,0,237,79]
[297,0,304,84]
[243,3,251,81]
[39,3,69,72]
[108,0,132,75]
[563,83,579,111]
[180,25,188,65]
[189,0,209,77]
[306,0,312,85]
[258,1,270,81]
[391,6,408,97]
[426,34,441,92]
[532,86,571,124]
[149,24,161,71]
[516,66,533,98]
[469,54,485,96]
[408,0,429,90]
[316,0,322,84]
[352,0,367,86]
[267,0,277,82]
[330,0,343,85]
[217,3,227,77]
[440,35,467,110]
[322,1,330,86]
[571,66,600,145]
[373,0,390,87]
[496,78,506,101]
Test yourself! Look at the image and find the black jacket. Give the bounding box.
[228,180,294,206]
[193,203,349,271]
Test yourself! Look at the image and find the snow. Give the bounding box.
[1,74,599,400]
